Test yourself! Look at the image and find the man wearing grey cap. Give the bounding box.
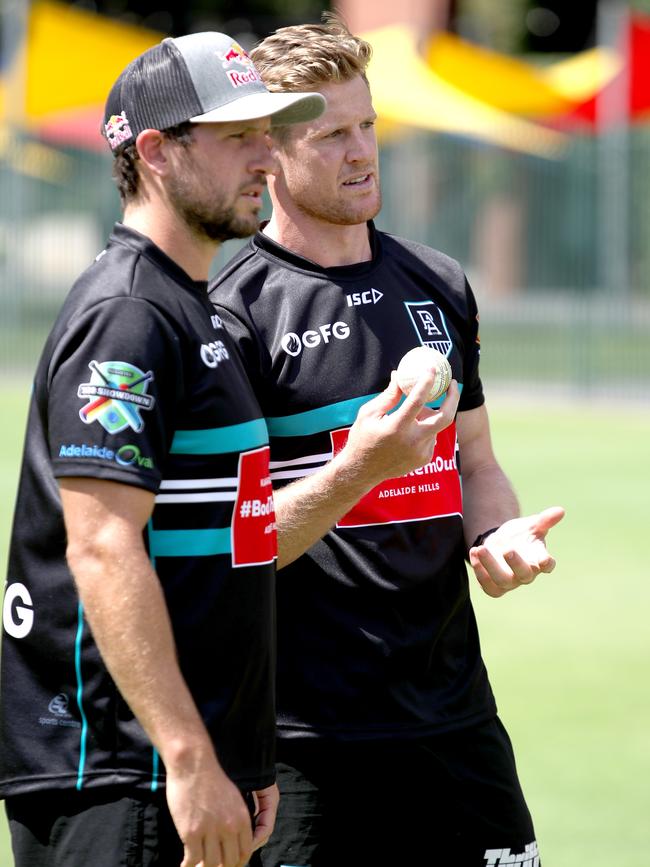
[0,32,324,867]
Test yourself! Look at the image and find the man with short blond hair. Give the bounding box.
[211,15,562,867]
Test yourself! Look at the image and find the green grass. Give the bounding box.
[1,383,649,864]
[473,396,650,865]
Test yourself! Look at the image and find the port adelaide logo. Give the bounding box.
[404,301,452,356]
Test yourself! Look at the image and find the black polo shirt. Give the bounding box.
[209,223,497,741]
[0,224,277,796]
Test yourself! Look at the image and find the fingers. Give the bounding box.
[399,378,459,427]
[251,784,279,851]
[181,839,203,867]
[471,557,507,598]
[417,380,459,429]
[470,504,564,597]
[359,372,403,417]
[397,367,443,420]
[219,832,243,867]
[233,819,253,867]
[252,813,273,851]
[397,367,438,418]
[531,505,565,537]
[358,368,458,430]
[180,818,251,867]
[201,835,221,867]
[470,545,540,596]
[538,554,556,573]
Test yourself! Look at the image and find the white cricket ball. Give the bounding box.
[396,346,452,402]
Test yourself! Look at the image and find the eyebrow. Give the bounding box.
[224,121,271,134]
[312,113,377,134]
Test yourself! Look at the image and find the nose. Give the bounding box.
[249,134,277,176]
[346,127,376,164]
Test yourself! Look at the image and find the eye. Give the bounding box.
[361,120,376,130]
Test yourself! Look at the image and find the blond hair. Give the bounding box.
[251,13,372,94]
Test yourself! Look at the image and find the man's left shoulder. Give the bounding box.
[380,231,467,288]
[209,238,273,320]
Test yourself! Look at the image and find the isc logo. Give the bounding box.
[281,322,351,357]
[346,288,383,307]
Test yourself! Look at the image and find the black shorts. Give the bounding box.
[258,717,539,867]
[5,785,258,867]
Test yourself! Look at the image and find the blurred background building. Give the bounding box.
[1,0,649,399]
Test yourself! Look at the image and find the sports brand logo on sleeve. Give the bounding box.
[78,360,155,434]
[404,301,452,356]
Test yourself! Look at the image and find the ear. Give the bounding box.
[267,131,289,177]
[135,129,168,178]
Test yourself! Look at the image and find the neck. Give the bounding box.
[123,199,217,282]
[264,204,372,269]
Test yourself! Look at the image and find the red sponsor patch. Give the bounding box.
[232,446,277,567]
[332,423,462,528]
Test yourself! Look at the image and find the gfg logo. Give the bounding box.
[281,322,351,357]
[200,340,229,368]
[3,582,34,639]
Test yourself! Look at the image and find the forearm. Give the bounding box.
[462,462,520,551]
[60,477,251,859]
[274,377,461,568]
[274,448,377,568]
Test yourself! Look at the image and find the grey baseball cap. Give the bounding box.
[103,31,326,152]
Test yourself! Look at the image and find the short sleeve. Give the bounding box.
[214,304,268,395]
[458,279,484,412]
[48,296,183,492]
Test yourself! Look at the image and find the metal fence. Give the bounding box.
[1,126,649,400]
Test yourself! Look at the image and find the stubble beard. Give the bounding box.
[167,165,264,244]
[296,177,382,227]
[169,184,260,243]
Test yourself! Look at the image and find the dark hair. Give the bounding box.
[111,121,195,208]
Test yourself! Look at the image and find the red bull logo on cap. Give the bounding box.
[221,41,253,68]
[104,112,133,150]
[220,41,262,88]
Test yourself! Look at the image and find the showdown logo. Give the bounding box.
[220,41,262,88]
[78,360,155,434]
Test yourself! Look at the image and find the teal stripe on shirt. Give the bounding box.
[74,603,89,791]
[170,418,268,455]
[145,520,162,792]
[266,384,463,438]
[148,527,231,558]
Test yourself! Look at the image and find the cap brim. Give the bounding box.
[189,91,326,126]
